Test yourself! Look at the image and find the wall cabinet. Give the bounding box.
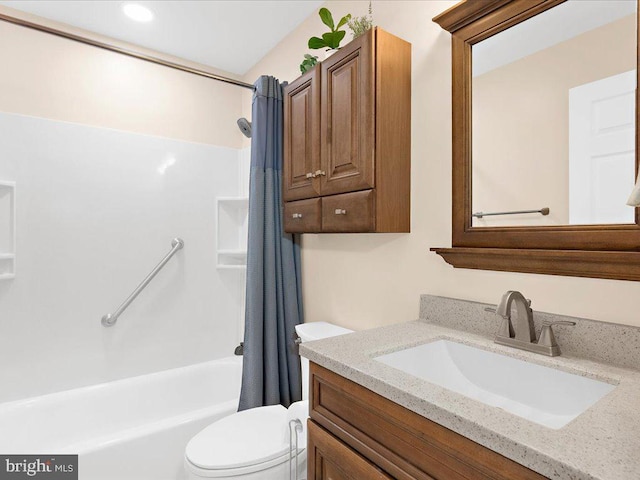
[308,363,548,480]
[283,28,411,233]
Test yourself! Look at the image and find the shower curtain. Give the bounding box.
[238,76,304,411]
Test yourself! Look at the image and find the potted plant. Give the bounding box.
[309,7,351,57]
[347,1,373,39]
[299,7,352,73]
[299,54,318,74]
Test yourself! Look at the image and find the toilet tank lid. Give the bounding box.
[295,322,353,342]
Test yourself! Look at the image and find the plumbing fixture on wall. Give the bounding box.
[237,118,252,138]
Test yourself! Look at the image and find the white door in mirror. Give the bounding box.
[569,69,636,224]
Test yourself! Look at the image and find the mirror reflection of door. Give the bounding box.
[569,70,636,225]
[471,0,637,228]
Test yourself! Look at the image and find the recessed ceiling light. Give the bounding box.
[122,3,154,23]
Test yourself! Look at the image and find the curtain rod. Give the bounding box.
[0,13,256,91]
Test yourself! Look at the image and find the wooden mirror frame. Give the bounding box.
[431,0,640,281]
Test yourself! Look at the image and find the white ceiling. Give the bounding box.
[0,0,324,75]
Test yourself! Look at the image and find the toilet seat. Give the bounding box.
[185,323,353,479]
[185,404,303,478]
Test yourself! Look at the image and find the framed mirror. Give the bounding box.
[432,0,640,281]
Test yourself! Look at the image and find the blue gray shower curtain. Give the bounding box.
[238,76,304,411]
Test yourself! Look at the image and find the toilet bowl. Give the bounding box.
[184,322,353,479]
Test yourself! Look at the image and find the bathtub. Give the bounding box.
[0,356,242,480]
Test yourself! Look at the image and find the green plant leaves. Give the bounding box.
[308,36,326,49]
[307,8,351,51]
[336,14,352,30]
[319,8,334,30]
[322,31,346,49]
[300,54,318,74]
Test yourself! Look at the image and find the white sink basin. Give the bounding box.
[375,339,616,429]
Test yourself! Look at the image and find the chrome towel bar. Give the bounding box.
[101,238,184,327]
[473,207,550,219]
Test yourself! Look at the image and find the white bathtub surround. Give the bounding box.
[0,357,241,480]
[0,112,249,403]
[216,197,249,269]
[0,180,15,280]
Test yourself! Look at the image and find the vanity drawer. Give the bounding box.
[321,190,375,232]
[308,420,392,480]
[284,198,321,233]
[309,363,547,480]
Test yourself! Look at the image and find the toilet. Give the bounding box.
[184,322,353,480]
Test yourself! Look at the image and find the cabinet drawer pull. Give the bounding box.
[292,213,303,219]
[334,209,347,215]
[305,172,314,179]
[314,170,326,177]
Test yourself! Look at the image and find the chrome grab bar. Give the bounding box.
[101,238,184,327]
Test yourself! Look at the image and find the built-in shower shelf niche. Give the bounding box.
[0,181,16,280]
[216,197,248,269]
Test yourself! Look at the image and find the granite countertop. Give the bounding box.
[300,318,640,480]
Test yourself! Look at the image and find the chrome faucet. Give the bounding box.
[489,290,575,357]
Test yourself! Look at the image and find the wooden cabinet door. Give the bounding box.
[320,29,375,196]
[308,420,392,480]
[284,65,320,201]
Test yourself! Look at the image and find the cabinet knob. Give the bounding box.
[292,213,303,219]
[314,170,326,177]
[334,209,347,215]
[305,172,314,179]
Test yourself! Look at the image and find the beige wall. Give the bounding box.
[473,15,636,227]
[244,0,640,329]
[0,6,245,148]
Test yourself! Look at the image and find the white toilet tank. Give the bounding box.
[294,322,353,401]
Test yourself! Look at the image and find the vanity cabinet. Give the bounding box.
[308,363,547,480]
[308,421,392,479]
[283,28,411,234]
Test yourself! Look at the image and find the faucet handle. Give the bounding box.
[485,306,515,337]
[538,321,576,348]
[543,320,576,327]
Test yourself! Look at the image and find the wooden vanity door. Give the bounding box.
[320,29,375,196]
[284,66,320,201]
[308,421,392,480]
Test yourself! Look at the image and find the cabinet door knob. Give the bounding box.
[334,209,347,215]
[292,213,303,219]
[314,170,326,177]
[305,172,314,179]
